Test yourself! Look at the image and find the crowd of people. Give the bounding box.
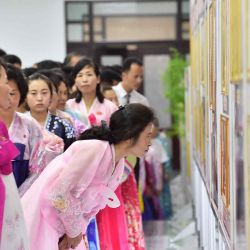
[0,48,172,250]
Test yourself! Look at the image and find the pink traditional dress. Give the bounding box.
[65,97,117,127]
[96,185,129,250]
[0,120,29,250]
[66,97,129,250]
[21,140,124,250]
[9,112,44,188]
[121,159,146,250]
[56,109,86,138]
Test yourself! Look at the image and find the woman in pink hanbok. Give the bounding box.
[0,59,28,249]
[65,58,117,127]
[65,58,117,248]
[0,64,63,190]
[94,84,130,250]
[22,104,155,250]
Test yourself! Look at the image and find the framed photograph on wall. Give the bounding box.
[220,114,230,238]
[211,111,218,206]
[230,0,242,83]
[209,1,216,110]
[221,0,229,95]
[220,115,230,208]
[247,0,250,81]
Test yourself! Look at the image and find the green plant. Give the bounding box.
[163,48,188,137]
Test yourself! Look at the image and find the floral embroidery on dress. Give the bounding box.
[51,195,69,213]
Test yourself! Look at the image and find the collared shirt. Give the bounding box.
[113,82,150,107]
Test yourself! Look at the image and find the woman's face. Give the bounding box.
[128,123,153,158]
[0,66,11,109]
[103,89,119,106]
[57,82,68,110]
[26,79,51,113]
[8,79,21,111]
[75,66,99,96]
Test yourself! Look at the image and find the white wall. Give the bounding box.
[144,55,171,129]
[0,0,65,67]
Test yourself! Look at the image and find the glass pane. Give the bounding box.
[182,1,189,19]
[94,2,177,16]
[94,34,103,42]
[68,24,82,42]
[101,56,122,66]
[144,55,171,128]
[94,17,103,33]
[182,21,190,31]
[182,31,190,40]
[67,3,89,21]
[97,16,176,42]
[182,1,189,14]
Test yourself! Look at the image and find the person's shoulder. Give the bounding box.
[17,112,41,129]
[134,90,146,99]
[133,91,149,104]
[112,82,121,90]
[66,98,77,106]
[103,98,118,110]
[112,82,123,94]
[72,139,109,151]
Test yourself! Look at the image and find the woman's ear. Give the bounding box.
[125,138,134,148]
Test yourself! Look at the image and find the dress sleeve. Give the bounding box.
[19,129,64,196]
[47,140,107,237]
[61,119,77,151]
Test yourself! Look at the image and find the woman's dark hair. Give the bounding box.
[27,73,53,96]
[22,67,38,78]
[6,64,28,106]
[0,58,7,70]
[0,49,7,57]
[78,103,155,145]
[69,57,104,103]
[100,67,122,85]
[36,60,62,70]
[3,54,22,67]
[101,83,113,93]
[38,69,66,93]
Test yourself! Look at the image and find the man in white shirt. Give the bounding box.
[113,57,150,107]
[113,57,150,190]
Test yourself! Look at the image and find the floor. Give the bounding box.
[143,175,200,250]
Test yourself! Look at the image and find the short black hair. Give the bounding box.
[100,68,122,84]
[36,60,62,70]
[122,57,142,72]
[38,69,65,93]
[0,49,7,57]
[3,54,22,67]
[6,64,28,106]
[22,67,38,78]
[101,83,113,93]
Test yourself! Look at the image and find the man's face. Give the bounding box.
[122,63,143,91]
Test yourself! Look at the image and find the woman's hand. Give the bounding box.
[60,233,82,249]
[58,236,68,250]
